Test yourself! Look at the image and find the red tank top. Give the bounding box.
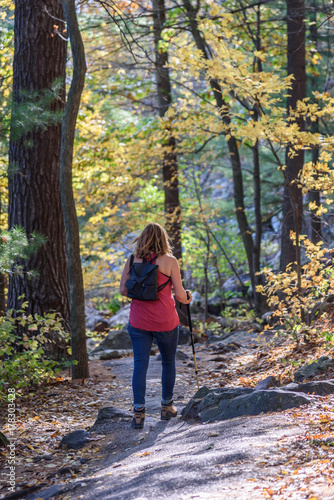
[129,255,179,332]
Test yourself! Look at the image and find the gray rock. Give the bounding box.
[222,275,250,295]
[92,329,132,352]
[182,386,311,423]
[226,298,248,307]
[178,325,191,345]
[109,304,130,327]
[97,349,133,360]
[58,430,90,450]
[27,484,66,500]
[85,314,109,333]
[92,406,132,426]
[288,380,334,396]
[89,406,132,435]
[254,376,280,391]
[203,390,310,423]
[176,350,189,360]
[294,356,332,382]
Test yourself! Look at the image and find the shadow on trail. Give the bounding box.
[74,412,297,500]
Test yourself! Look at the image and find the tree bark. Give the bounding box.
[60,0,89,379]
[152,0,188,324]
[8,0,70,330]
[280,0,306,270]
[308,0,321,243]
[152,0,182,262]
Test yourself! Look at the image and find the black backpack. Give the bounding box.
[125,254,171,301]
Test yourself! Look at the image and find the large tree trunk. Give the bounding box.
[152,0,182,262]
[8,1,70,332]
[60,0,89,379]
[280,0,306,270]
[152,0,187,324]
[308,0,321,244]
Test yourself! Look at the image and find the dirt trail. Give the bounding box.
[12,349,334,500]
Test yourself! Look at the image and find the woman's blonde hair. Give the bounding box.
[133,222,173,258]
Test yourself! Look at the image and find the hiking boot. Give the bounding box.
[131,407,145,429]
[161,402,177,421]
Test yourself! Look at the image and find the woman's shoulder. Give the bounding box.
[158,254,176,263]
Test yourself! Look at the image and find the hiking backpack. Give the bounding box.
[125,254,171,301]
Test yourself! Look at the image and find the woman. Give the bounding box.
[120,222,192,429]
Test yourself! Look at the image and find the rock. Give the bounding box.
[254,376,280,391]
[287,380,334,396]
[85,314,109,333]
[178,325,191,345]
[58,430,91,450]
[92,406,132,426]
[211,342,241,352]
[176,350,189,360]
[92,329,132,352]
[27,484,65,500]
[33,453,53,462]
[109,304,130,327]
[97,349,133,360]
[226,298,248,307]
[222,275,250,295]
[89,406,132,434]
[182,386,311,423]
[0,431,9,447]
[262,311,276,325]
[156,349,189,361]
[56,465,81,475]
[188,291,203,313]
[294,356,332,382]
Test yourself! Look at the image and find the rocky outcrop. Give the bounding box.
[182,377,334,423]
[58,430,91,450]
[92,329,132,352]
[294,356,332,382]
[109,304,131,327]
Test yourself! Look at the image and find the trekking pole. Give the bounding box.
[186,292,200,390]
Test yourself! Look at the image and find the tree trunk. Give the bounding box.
[280,0,306,270]
[8,0,70,332]
[183,0,255,292]
[308,0,321,243]
[252,7,265,314]
[152,0,182,262]
[60,0,89,379]
[152,0,187,324]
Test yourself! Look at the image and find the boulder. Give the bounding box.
[182,386,311,423]
[58,430,91,450]
[285,380,334,396]
[109,304,130,327]
[178,325,191,345]
[294,356,332,382]
[85,313,109,333]
[92,329,132,352]
[222,275,250,295]
[92,349,133,360]
[254,376,280,391]
[0,431,9,447]
[89,406,132,435]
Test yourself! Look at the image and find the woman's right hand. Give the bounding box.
[185,290,192,304]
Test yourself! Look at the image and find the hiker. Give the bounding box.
[120,222,192,429]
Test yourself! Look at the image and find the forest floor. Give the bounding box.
[1,321,334,500]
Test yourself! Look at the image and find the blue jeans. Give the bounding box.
[127,323,179,410]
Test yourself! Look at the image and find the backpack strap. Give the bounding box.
[144,254,158,264]
[129,254,134,269]
[157,275,172,292]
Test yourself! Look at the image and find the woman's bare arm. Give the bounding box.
[170,257,192,304]
[119,256,131,296]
